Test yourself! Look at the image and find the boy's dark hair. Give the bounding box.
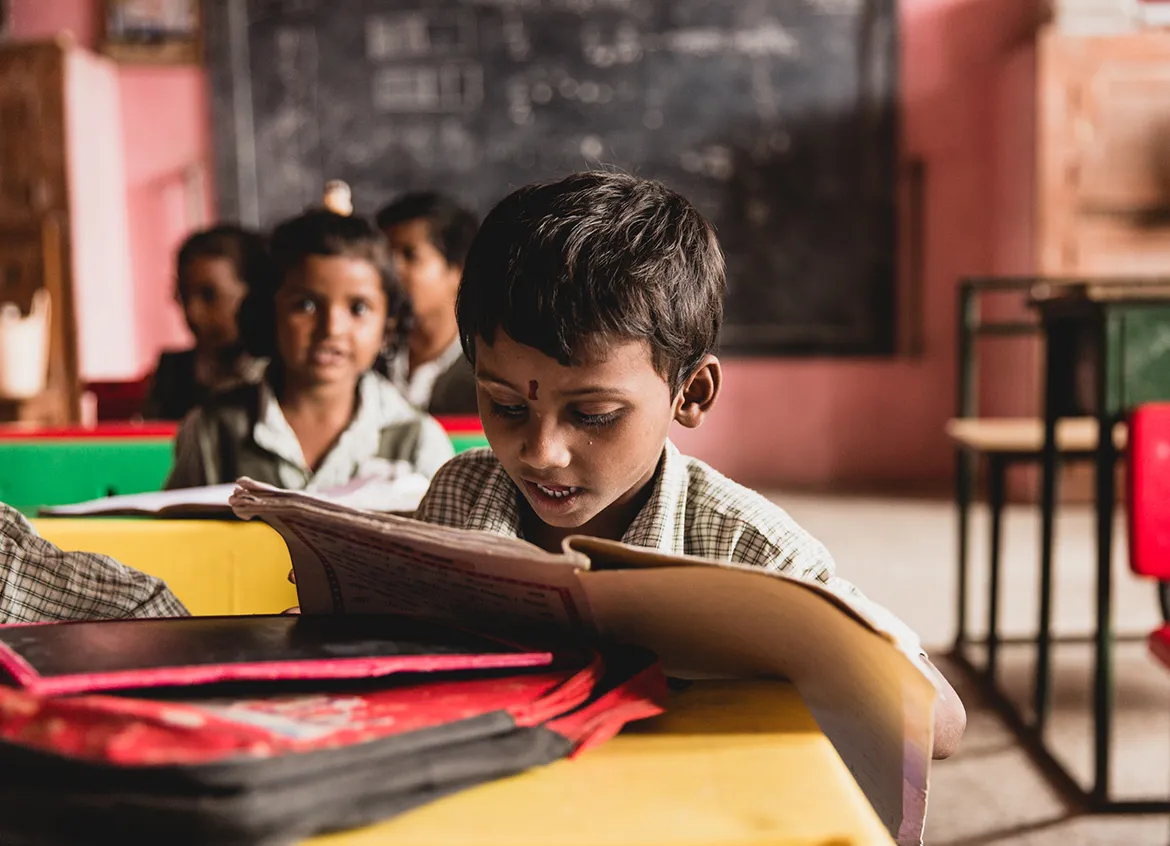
[457,172,725,393]
[375,192,480,268]
[237,209,411,366]
[175,224,269,292]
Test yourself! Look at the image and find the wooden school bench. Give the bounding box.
[32,518,896,846]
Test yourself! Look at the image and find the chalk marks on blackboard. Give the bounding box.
[363,10,483,115]
[371,64,484,114]
[205,0,899,353]
[679,146,734,181]
[578,21,800,66]
[502,13,531,60]
[582,22,644,66]
[651,24,799,58]
[365,11,477,59]
[803,0,863,13]
[579,135,606,161]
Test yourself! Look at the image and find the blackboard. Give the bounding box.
[205,0,899,355]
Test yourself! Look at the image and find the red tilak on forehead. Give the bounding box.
[528,380,539,400]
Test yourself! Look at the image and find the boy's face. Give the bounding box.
[474,332,714,543]
[382,219,461,329]
[275,256,388,389]
[178,257,248,353]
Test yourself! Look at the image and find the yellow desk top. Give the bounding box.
[30,519,894,846]
[33,518,297,616]
[312,681,894,846]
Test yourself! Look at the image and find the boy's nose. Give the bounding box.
[318,305,349,338]
[521,419,571,471]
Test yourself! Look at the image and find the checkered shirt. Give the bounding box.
[0,503,188,623]
[415,440,859,594]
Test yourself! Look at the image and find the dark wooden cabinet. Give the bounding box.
[1039,29,1170,274]
[0,39,135,425]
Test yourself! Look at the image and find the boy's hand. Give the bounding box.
[923,657,966,759]
[285,569,299,613]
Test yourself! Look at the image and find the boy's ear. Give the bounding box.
[674,355,721,429]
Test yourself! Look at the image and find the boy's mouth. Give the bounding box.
[524,480,585,513]
[534,483,582,499]
[308,346,348,366]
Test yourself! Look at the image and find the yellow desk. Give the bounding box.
[312,680,894,846]
[32,518,297,616]
[29,520,893,845]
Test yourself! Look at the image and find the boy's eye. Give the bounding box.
[575,409,623,429]
[350,300,371,317]
[293,298,316,314]
[488,400,527,420]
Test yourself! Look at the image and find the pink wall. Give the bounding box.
[9,0,210,373]
[10,0,1042,491]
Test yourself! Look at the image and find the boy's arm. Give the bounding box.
[1,503,189,623]
[923,656,966,759]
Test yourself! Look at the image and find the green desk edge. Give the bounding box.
[1,432,490,516]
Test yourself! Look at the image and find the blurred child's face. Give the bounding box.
[383,220,461,329]
[178,257,247,352]
[474,332,714,544]
[275,256,388,389]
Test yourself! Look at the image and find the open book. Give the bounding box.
[230,478,938,846]
[39,474,432,518]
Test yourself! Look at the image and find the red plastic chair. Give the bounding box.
[1125,403,1170,667]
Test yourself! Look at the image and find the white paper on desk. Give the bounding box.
[230,479,938,846]
[39,474,432,519]
[39,485,239,517]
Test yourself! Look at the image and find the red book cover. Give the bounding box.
[0,615,554,696]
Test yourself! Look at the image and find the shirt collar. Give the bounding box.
[619,440,687,554]
[390,336,466,408]
[251,370,389,487]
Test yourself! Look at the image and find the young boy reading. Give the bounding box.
[414,172,966,758]
[0,502,187,623]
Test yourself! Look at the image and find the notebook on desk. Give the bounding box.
[37,474,430,518]
[0,615,554,696]
[0,632,664,846]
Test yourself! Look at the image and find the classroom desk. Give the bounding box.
[0,424,177,514]
[33,518,895,846]
[1029,281,1170,813]
[2,418,490,515]
[310,680,895,846]
[33,518,297,616]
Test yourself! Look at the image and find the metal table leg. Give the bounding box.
[987,454,1006,680]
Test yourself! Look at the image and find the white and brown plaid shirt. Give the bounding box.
[415,440,858,593]
[0,503,188,623]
